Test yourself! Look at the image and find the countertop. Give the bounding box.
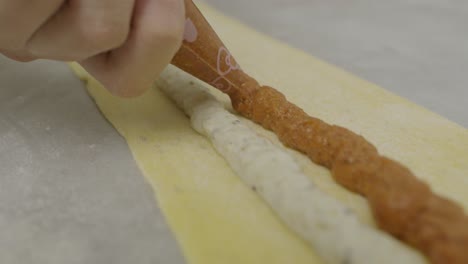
[0,1,466,263]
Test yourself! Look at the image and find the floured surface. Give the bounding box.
[0,57,184,264]
[71,3,467,264]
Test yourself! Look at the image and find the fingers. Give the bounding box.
[80,0,186,97]
[0,0,63,51]
[0,0,184,98]
[26,0,135,61]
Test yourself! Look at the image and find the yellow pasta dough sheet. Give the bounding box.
[70,3,468,264]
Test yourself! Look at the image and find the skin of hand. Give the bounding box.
[0,0,186,97]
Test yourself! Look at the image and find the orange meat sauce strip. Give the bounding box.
[230,84,468,264]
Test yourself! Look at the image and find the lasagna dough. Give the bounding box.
[70,3,468,264]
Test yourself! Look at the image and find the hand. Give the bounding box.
[0,0,185,97]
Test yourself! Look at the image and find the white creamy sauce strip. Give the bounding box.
[158,69,426,264]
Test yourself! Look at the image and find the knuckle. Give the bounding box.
[146,17,185,48]
[158,0,185,13]
[161,23,185,46]
[79,20,129,52]
[144,0,185,46]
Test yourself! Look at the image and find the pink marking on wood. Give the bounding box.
[183,18,198,43]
